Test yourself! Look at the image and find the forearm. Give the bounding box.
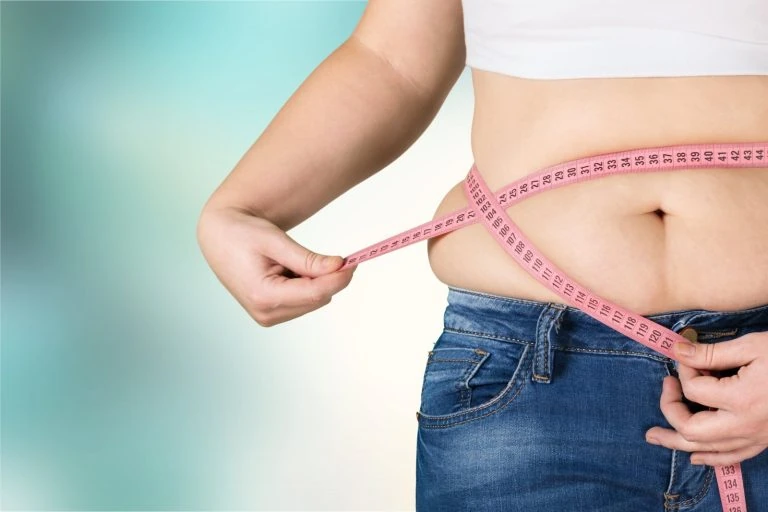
[202,37,458,232]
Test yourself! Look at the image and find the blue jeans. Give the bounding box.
[416,286,768,511]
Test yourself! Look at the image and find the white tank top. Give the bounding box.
[462,0,768,79]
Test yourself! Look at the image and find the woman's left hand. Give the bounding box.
[645,331,768,466]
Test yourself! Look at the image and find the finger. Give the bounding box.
[677,363,735,410]
[645,426,751,453]
[690,444,767,466]
[259,267,355,308]
[658,376,735,443]
[659,375,694,428]
[261,230,347,278]
[673,335,757,371]
[677,361,705,381]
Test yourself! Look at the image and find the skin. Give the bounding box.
[645,334,768,465]
[197,0,768,462]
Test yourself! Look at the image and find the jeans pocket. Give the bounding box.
[417,329,532,429]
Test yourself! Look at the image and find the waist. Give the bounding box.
[427,74,768,315]
[441,285,768,359]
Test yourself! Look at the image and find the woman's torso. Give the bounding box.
[427,72,768,315]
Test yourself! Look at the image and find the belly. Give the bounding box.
[426,73,768,315]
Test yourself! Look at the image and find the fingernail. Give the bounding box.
[691,457,703,465]
[646,436,660,445]
[674,342,696,357]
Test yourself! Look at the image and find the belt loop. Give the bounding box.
[532,304,566,384]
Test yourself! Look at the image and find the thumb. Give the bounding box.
[264,231,344,278]
[673,335,756,370]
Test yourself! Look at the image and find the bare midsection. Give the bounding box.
[426,72,768,315]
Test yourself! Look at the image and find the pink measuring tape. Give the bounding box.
[339,141,767,512]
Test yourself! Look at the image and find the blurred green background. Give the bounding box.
[1,1,382,509]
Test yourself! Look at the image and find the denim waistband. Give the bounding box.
[444,286,768,360]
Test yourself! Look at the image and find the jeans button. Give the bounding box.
[679,326,698,343]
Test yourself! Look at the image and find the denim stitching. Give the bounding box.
[447,286,768,320]
[695,328,739,340]
[462,351,490,384]
[457,354,483,409]
[428,358,483,364]
[417,345,532,428]
[423,349,486,412]
[428,347,487,364]
[417,375,528,429]
[447,286,709,319]
[461,350,491,409]
[542,308,552,379]
[419,345,530,422]
[441,328,674,362]
[553,308,565,333]
[555,346,671,363]
[444,323,759,353]
[443,327,533,346]
[458,363,473,409]
[533,306,555,382]
[665,466,714,510]
[662,363,679,510]
[665,449,681,510]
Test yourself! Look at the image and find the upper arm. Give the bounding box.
[348,0,466,100]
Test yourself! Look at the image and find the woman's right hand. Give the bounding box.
[197,206,357,327]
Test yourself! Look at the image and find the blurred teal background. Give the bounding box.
[1,1,391,509]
